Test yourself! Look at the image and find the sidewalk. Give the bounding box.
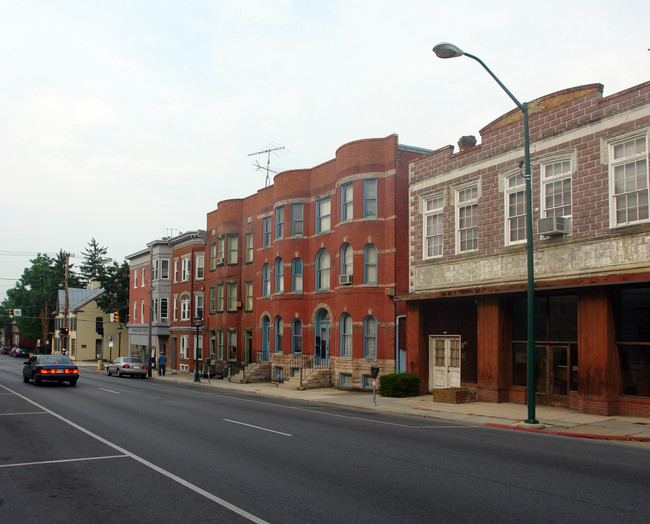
[85,362,650,444]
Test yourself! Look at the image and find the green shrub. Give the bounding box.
[378,372,420,397]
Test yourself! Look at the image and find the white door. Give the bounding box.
[429,335,461,390]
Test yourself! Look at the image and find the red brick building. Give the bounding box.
[405,82,650,416]
[204,135,429,388]
[168,231,207,373]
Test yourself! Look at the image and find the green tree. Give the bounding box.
[96,261,130,321]
[79,238,110,286]
[2,251,81,351]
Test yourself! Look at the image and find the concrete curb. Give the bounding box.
[484,422,650,442]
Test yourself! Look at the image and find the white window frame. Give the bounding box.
[134,268,138,288]
[173,258,179,283]
[180,335,189,360]
[455,183,479,253]
[181,256,191,281]
[607,131,649,228]
[173,294,178,321]
[161,259,170,279]
[180,295,190,321]
[541,158,573,219]
[423,194,444,259]
[505,172,527,246]
[195,254,204,280]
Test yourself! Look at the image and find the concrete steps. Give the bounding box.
[229,362,271,384]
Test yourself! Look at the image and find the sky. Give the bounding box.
[1,0,648,299]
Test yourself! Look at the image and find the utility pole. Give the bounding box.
[63,252,70,356]
[147,247,153,377]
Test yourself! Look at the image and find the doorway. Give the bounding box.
[315,309,330,365]
[429,335,461,390]
[535,345,570,407]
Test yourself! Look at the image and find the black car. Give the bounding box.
[23,355,79,386]
[13,348,29,359]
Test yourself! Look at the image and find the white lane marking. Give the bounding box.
[0,411,47,416]
[0,384,269,524]
[98,387,120,394]
[224,419,293,437]
[0,455,127,469]
[154,382,479,430]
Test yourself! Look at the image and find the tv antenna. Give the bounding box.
[249,146,285,187]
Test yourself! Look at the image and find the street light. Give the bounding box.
[433,42,538,425]
[194,315,202,382]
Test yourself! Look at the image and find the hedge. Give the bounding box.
[378,372,420,397]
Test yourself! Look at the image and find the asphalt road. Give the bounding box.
[1,355,649,523]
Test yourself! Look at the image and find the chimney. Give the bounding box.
[457,135,477,152]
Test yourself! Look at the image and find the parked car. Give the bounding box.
[106,357,148,378]
[1,346,12,355]
[13,348,29,359]
[23,355,79,386]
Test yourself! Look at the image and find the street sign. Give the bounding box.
[14,309,22,317]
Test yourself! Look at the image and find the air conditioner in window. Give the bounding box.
[339,274,353,285]
[216,257,224,265]
[537,216,569,236]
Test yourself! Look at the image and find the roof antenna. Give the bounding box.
[248,146,285,187]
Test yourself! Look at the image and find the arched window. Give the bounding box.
[340,313,352,357]
[261,315,270,359]
[315,248,330,291]
[262,263,270,296]
[291,318,302,354]
[340,243,353,279]
[274,316,283,353]
[364,244,377,284]
[274,257,284,293]
[291,258,303,292]
[363,316,377,358]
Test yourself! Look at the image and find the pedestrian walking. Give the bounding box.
[158,352,167,376]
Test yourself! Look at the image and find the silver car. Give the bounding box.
[106,357,148,378]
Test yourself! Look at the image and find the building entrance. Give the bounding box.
[428,335,461,390]
[535,345,574,407]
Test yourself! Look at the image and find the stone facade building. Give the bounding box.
[405,81,650,416]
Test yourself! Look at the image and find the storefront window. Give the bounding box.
[613,287,650,397]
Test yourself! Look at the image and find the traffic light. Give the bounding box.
[61,327,69,336]
[9,308,13,318]
[114,311,120,323]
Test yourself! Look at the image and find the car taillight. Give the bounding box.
[63,369,78,374]
[123,364,130,368]
[143,365,148,370]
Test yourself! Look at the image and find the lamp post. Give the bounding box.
[432,42,538,425]
[194,315,202,382]
[117,324,123,359]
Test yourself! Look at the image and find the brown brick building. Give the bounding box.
[405,82,650,416]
